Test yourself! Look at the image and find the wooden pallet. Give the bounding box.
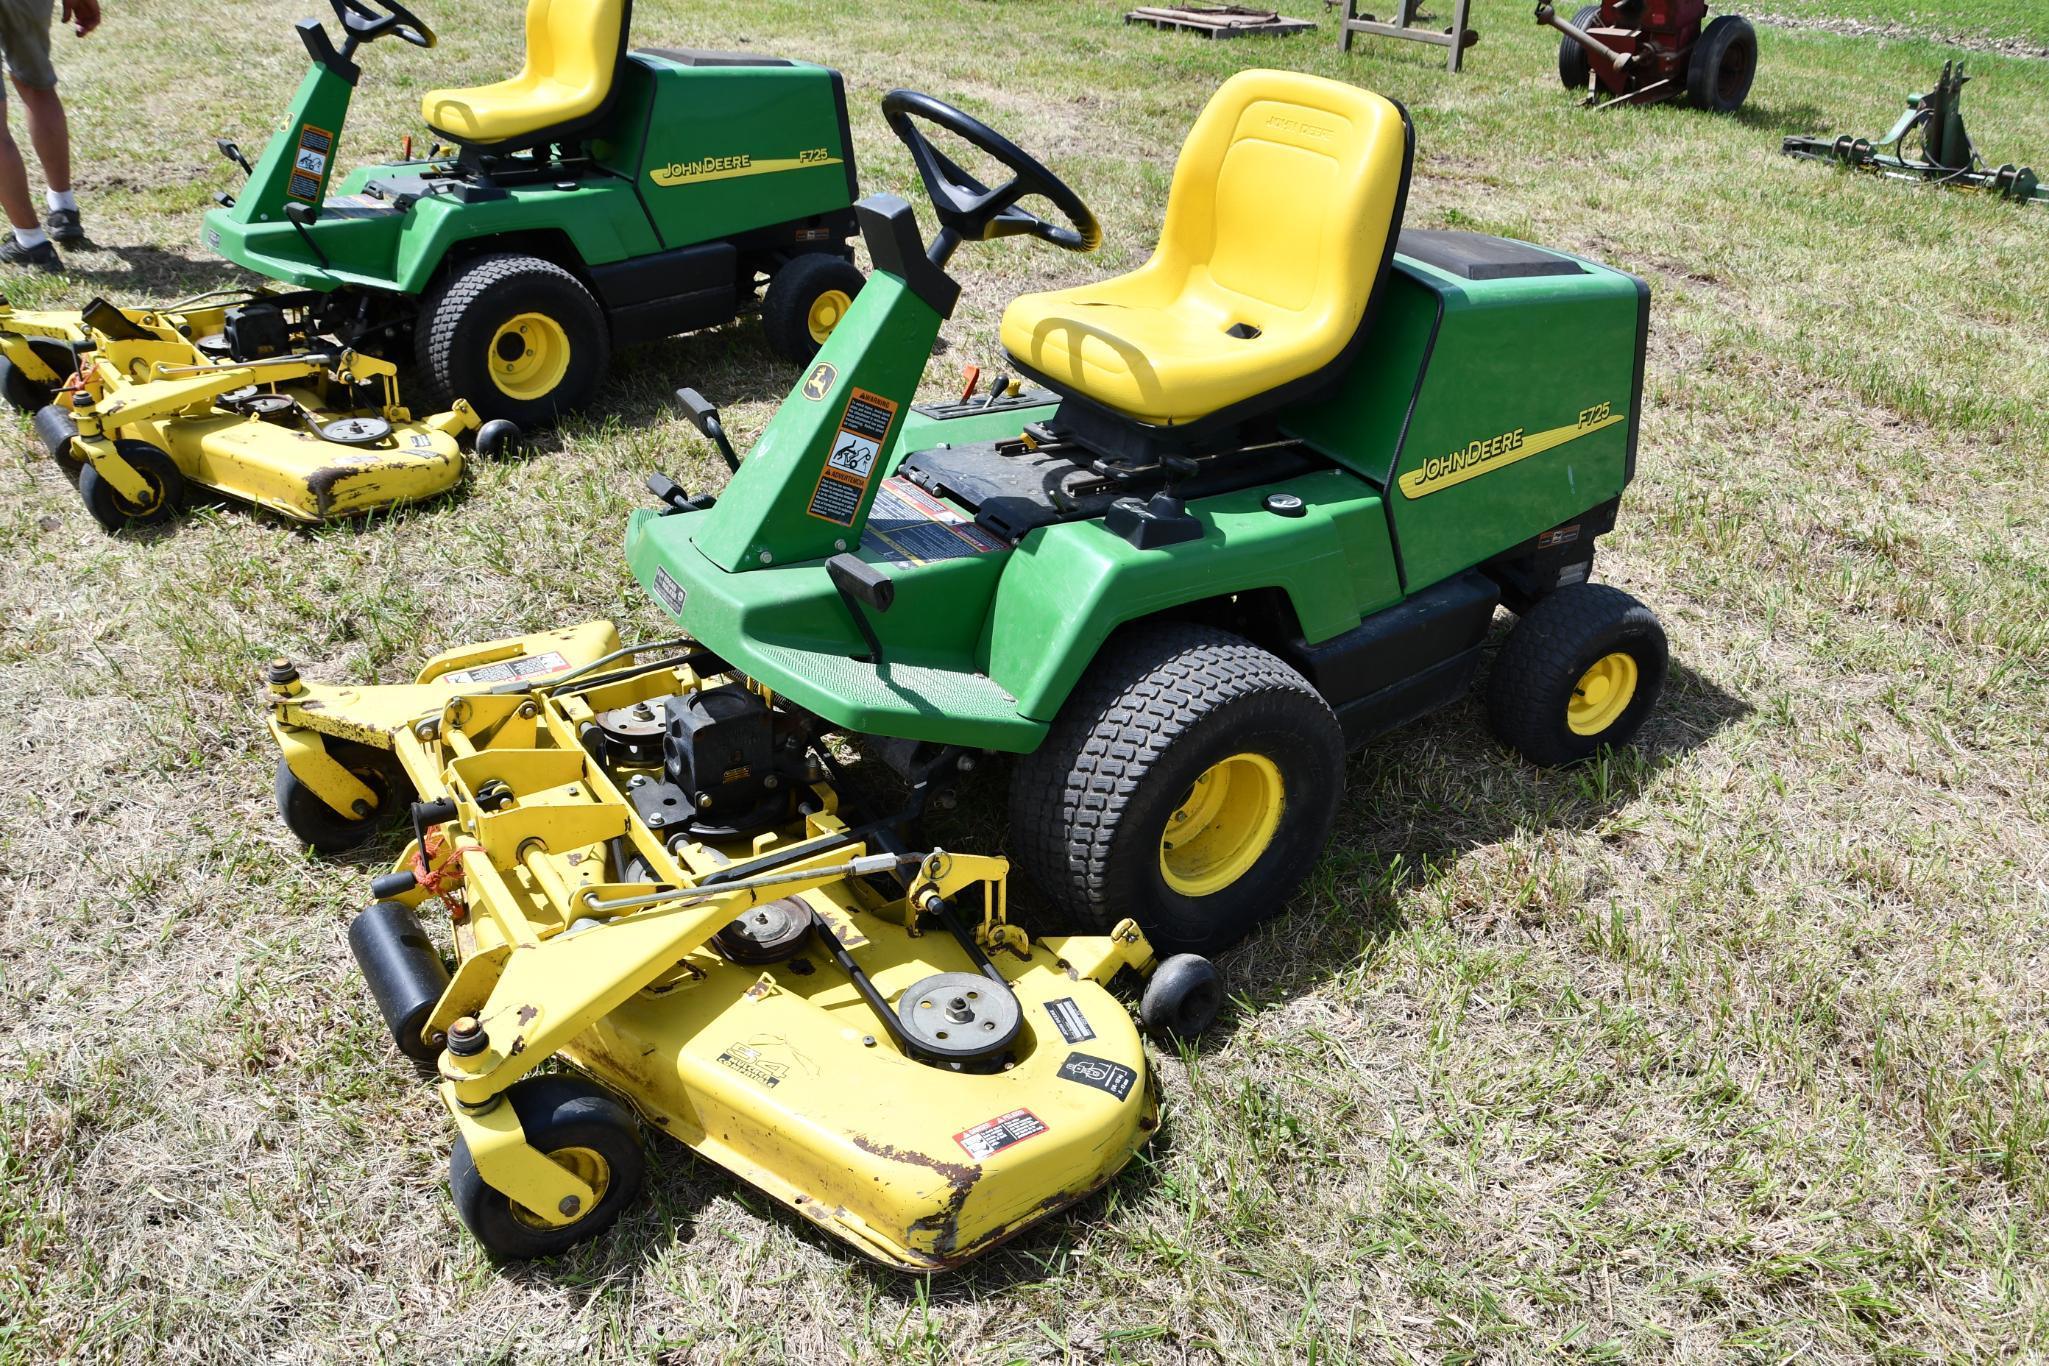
[1124,5,1317,38]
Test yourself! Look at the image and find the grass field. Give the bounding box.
[2,0,2047,1360]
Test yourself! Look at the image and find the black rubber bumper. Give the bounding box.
[348,900,451,1062]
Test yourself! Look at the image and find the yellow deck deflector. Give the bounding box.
[999,70,1408,426]
[421,0,626,146]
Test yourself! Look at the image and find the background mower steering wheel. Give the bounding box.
[881,90,1100,260]
[329,0,435,48]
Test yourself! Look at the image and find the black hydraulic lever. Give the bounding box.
[217,139,253,176]
[283,202,331,270]
[644,472,711,515]
[674,387,741,471]
[825,552,894,666]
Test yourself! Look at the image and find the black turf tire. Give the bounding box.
[1008,623,1345,957]
[1558,4,1604,91]
[76,440,183,533]
[414,252,609,427]
[274,742,410,854]
[450,1074,646,1260]
[1140,954,1224,1039]
[760,253,866,365]
[1687,14,1758,114]
[1485,583,1667,768]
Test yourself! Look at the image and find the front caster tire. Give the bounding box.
[1009,623,1344,957]
[760,252,865,365]
[415,252,609,427]
[1140,954,1224,1040]
[76,440,183,533]
[1486,582,1667,767]
[274,742,409,854]
[450,1075,646,1260]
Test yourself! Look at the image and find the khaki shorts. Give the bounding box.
[0,0,56,90]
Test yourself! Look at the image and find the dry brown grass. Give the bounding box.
[2,0,2047,1360]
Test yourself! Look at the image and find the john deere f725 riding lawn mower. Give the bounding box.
[264,70,1667,1265]
[4,0,866,530]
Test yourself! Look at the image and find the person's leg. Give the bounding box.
[12,80,67,196]
[0,107,40,234]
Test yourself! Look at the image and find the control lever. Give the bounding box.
[283,201,330,270]
[825,552,894,666]
[982,372,1010,406]
[216,138,253,176]
[674,386,740,471]
[645,471,712,515]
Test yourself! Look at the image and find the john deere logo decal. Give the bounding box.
[1398,402,1626,499]
[802,362,837,401]
[650,148,841,188]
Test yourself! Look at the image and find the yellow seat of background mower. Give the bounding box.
[999,70,1408,428]
[420,0,626,147]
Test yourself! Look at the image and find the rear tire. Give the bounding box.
[1486,583,1666,767]
[1557,4,1604,91]
[450,1075,645,1260]
[415,253,609,427]
[76,440,183,533]
[760,253,865,365]
[1008,623,1344,957]
[1686,14,1758,114]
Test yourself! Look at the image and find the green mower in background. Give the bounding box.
[197,0,866,425]
[277,70,1670,957]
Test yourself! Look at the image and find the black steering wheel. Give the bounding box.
[881,90,1099,257]
[329,0,435,48]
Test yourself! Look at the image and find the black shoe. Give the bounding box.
[0,236,60,272]
[45,208,82,245]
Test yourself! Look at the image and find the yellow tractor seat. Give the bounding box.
[420,0,631,149]
[1000,70,1411,430]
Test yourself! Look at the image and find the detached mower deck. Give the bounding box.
[268,623,1214,1265]
[4,294,491,530]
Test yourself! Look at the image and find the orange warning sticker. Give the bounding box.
[805,387,898,525]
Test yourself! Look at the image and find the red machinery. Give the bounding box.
[1537,0,1757,112]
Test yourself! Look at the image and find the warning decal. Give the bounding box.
[437,650,570,687]
[860,477,1004,566]
[651,566,688,616]
[955,1108,1048,1160]
[288,124,335,201]
[1058,1052,1138,1101]
[805,387,898,526]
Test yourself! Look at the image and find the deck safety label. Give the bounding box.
[860,477,1004,566]
[805,387,898,525]
[1044,997,1096,1044]
[955,1108,1047,1160]
[436,650,569,687]
[1058,1052,1137,1101]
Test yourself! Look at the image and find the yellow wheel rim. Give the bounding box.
[1159,752,1285,898]
[488,312,572,402]
[1567,651,1639,736]
[507,1145,610,1230]
[806,288,852,345]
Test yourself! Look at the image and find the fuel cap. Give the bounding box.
[1263,491,1306,517]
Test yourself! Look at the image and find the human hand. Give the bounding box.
[61,0,101,37]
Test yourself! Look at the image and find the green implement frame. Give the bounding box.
[1783,61,2045,205]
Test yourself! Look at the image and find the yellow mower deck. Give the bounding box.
[1,295,481,527]
[269,623,1181,1268]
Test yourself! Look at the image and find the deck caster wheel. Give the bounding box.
[1486,582,1667,767]
[472,418,521,459]
[450,1075,646,1260]
[761,252,865,365]
[1687,14,1757,114]
[76,440,183,533]
[0,337,76,413]
[1010,623,1344,957]
[274,742,410,853]
[1140,954,1223,1039]
[416,252,608,426]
